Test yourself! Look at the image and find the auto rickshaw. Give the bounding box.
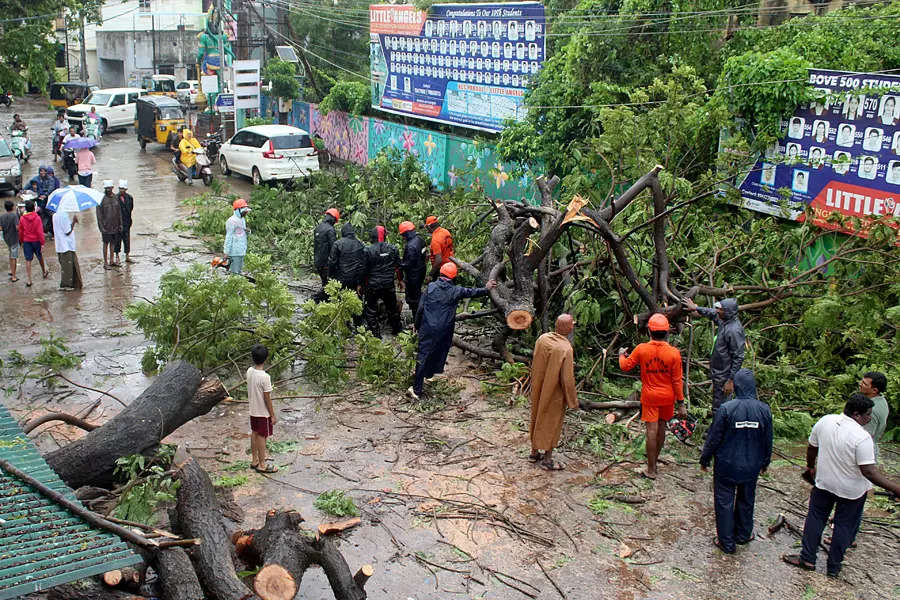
[142,74,177,97]
[49,82,97,110]
[135,95,185,149]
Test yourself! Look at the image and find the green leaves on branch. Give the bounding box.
[318,81,371,116]
[298,281,363,391]
[262,58,301,102]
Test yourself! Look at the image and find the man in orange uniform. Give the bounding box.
[618,313,686,479]
[425,215,453,281]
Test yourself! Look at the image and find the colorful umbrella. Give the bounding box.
[64,137,98,150]
[46,185,104,213]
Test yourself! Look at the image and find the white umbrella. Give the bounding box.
[46,185,104,213]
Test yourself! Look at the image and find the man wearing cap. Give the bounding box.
[684,298,745,413]
[313,208,339,300]
[363,225,402,338]
[96,181,123,269]
[409,262,496,400]
[619,314,686,479]
[224,199,250,274]
[425,215,453,282]
[529,314,579,471]
[115,180,134,264]
[398,220,426,316]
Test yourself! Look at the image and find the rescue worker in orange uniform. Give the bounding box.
[425,215,453,282]
[618,314,686,480]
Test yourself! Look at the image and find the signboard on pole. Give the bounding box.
[201,75,219,95]
[233,59,261,111]
[369,2,546,133]
[732,69,900,242]
[215,93,235,113]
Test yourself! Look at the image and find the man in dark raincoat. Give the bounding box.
[328,222,365,291]
[685,297,745,412]
[408,262,496,399]
[700,368,772,553]
[313,208,339,300]
[363,225,402,338]
[397,220,426,317]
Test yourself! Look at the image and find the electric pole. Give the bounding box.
[217,0,226,94]
[80,13,88,82]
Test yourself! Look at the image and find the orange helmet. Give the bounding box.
[232,198,249,210]
[425,215,439,226]
[647,313,670,332]
[325,208,340,220]
[439,262,458,279]
[398,221,415,234]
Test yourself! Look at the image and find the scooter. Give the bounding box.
[16,189,36,216]
[0,92,13,107]
[52,128,67,161]
[83,117,102,142]
[9,128,31,161]
[62,148,78,181]
[205,130,223,163]
[173,148,213,186]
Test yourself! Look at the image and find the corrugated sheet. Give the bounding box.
[0,402,140,599]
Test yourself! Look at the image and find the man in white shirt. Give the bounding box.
[783,394,900,577]
[50,207,82,290]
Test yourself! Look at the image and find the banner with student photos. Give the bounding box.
[734,69,900,242]
[369,2,546,132]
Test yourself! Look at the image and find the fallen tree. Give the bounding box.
[45,360,228,488]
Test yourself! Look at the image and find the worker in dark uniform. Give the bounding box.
[363,225,402,338]
[398,220,427,317]
[313,208,339,301]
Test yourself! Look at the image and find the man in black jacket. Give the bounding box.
[314,208,339,290]
[328,222,365,291]
[700,368,772,554]
[685,297,746,413]
[363,225,402,338]
[115,179,134,264]
[398,220,426,317]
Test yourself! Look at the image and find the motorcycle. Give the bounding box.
[62,148,78,181]
[83,116,102,142]
[173,147,213,186]
[9,128,31,161]
[16,189,36,216]
[52,128,67,161]
[0,92,13,107]
[205,129,223,163]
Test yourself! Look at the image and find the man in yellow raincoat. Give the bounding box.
[178,129,202,181]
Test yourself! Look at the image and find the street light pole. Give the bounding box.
[79,13,88,81]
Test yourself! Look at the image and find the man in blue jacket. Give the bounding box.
[408,262,495,400]
[685,297,746,413]
[700,368,772,554]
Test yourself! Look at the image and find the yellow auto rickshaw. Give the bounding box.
[135,95,185,149]
[142,74,177,97]
[49,81,98,110]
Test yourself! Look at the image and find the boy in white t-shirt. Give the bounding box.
[247,344,276,472]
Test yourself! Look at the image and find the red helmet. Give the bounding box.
[425,215,439,226]
[325,208,340,220]
[439,262,458,279]
[398,221,415,234]
[648,313,670,332]
[232,198,249,210]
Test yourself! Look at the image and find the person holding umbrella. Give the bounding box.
[45,184,102,286]
[96,181,123,268]
[65,136,98,188]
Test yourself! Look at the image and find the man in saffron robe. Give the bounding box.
[529,314,579,471]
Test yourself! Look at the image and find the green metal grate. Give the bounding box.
[0,402,140,599]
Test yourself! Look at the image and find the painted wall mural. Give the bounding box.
[368,118,447,188]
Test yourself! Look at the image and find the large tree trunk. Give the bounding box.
[154,547,205,600]
[45,361,227,488]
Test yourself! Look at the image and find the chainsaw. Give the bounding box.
[668,413,697,444]
[211,256,256,283]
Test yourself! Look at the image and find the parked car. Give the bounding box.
[66,87,145,134]
[0,138,23,193]
[218,125,319,185]
[176,80,204,107]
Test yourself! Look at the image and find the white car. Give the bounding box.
[66,87,145,133]
[219,125,319,185]
[176,80,202,106]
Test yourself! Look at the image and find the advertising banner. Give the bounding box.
[369,2,546,133]
[734,69,900,241]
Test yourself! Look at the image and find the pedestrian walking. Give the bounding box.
[96,181,123,269]
[49,206,82,290]
[529,314,579,471]
[1,200,19,282]
[684,298,745,413]
[313,208,339,299]
[408,262,496,400]
[328,222,365,291]
[247,344,278,473]
[76,147,96,188]
[17,199,49,287]
[700,368,772,553]
[115,180,134,264]
[363,225,402,338]
[618,313,686,479]
[224,198,250,274]
[859,371,889,448]
[425,215,453,281]
[398,220,426,317]
[782,393,900,578]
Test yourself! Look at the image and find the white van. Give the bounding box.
[219,125,319,185]
[66,88,146,134]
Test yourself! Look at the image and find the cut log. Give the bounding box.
[318,517,361,536]
[175,454,251,600]
[102,566,143,588]
[47,580,147,600]
[506,307,533,330]
[353,565,374,590]
[579,400,641,410]
[154,547,205,600]
[46,361,228,488]
[254,564,297,600]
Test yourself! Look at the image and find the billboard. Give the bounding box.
[369,2,546,133]
[733,69,900,241]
